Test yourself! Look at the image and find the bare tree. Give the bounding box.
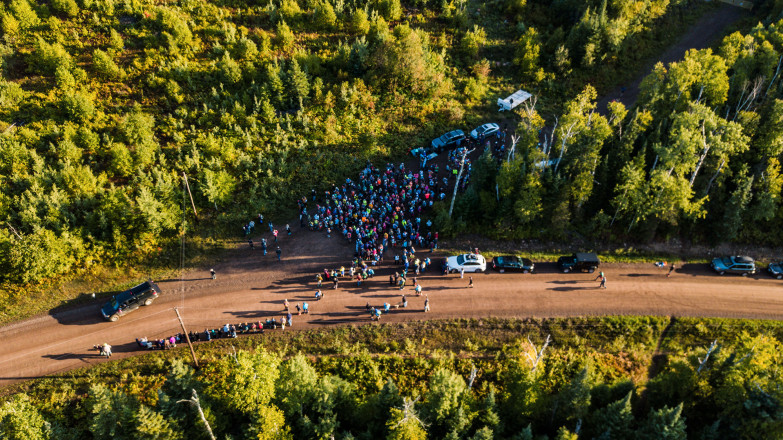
[763,55,783,99]
[553,120,579,174]
[733,76,765,120]
[467,367,478,389]
[178,389,217,440]
[394,397,427,429]
[520,95,538,131]
[697,339,719,374]
[448,148,476,218]
[689,121,709,188]
[524,334,552,373]
[507,134,520,163]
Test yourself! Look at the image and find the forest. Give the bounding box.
[1,317,782,439]
[1,0,782,287]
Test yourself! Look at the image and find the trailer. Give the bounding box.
[497,90,532,111]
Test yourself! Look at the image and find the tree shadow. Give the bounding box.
[41,352,100,363]
[547,286,601,292]
[548,280,594,285]
[226,310,283,320]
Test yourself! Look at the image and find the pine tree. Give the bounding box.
[0,394,52,440]
[387,406,427,440]
[286,58,309,107]
[721,168,754,241]
[134,405,183,440]
[423,368,472,438]
[588,391,634,440]
[553,367,592,425]
[87,384,139,439]
[638,403,687,440]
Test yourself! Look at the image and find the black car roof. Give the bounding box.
[116,281,159,302]
[734,256,754,264]
[575,252,600,262]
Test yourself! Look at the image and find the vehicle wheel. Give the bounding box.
[563,268,571,273]
[523,269,530,274]
[777,274,782,280]
[588,268,595,274]
[476,268,483,273]
[719,270,725,275]
[742,272,749,277]
[499,269,505,273]
[144,298,154,306]
[109,314,119,322]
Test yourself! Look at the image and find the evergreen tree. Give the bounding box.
[0,394,52,440]
[638,403,687,440]
[287,58,309,107]
[587,391,634,440]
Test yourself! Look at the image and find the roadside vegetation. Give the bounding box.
[2,317,782,439]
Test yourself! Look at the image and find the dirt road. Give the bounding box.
[2,227,782,387]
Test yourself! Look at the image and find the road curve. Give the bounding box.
[1,229,782,388]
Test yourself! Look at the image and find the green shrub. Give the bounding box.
[350,8,369,35]
[279,0,302,21]
[0,228,79,283]
[9,0,39,30]
[51,0,79,18]
[92,49,124,80]
[233,37,258,60]
[314,0,337,30]
[60,91,96,122]
[275,20,295,52]
[1,13,21,40]
[0,79,25,110]
[30,37,74,74]
[460,25,486,61]
[217,52,242,84]
[109,28,124,51]
[378,0,401,21]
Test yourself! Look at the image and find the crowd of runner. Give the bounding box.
[121,137,495,353]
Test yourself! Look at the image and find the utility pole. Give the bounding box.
[448,148,475,218]
[174,307,199,368]
[182,172,199,223]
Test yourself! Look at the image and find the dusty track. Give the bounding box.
[1,226,782,387]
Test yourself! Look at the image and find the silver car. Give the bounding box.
[470,123,500,140]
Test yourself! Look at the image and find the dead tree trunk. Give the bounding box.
[448,148,475,218]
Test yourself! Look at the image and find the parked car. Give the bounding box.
[470,123,500,140]
[431,129,465,152]
[101,280,161,322]
[711,256,756,276]
[767,261,783,279]
[491,256,534,273]
[557,253,600,273]
[446,253,487,273]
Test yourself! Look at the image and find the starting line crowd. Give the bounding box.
[127,141,496,351]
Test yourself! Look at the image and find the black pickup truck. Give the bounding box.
[557,253,600,273]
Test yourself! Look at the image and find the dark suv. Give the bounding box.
[767,261,783,279]
[431,130,465,152]
[492,256,534,273]
[711,256,755,276]
[101,280,161,322]
[557,253,600,273]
